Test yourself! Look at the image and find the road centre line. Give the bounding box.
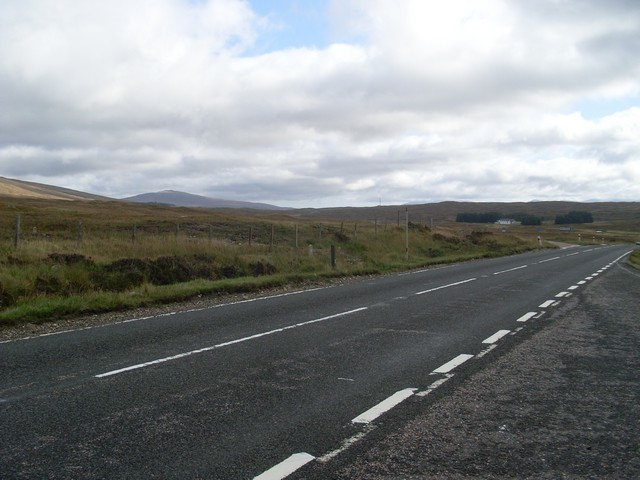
[352,388,417,424]
[253,452,315,480]
[539,300,555,308]
[482,330,511,344]
[492,265,527,275]
[433,354,474,374]
[538,256,560,264]
[95,307,368,378]
[556,291,569,298]
[415,278,476,295]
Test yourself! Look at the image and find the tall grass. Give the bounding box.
[0,213,539,325]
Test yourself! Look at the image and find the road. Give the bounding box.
[0,244,633,479]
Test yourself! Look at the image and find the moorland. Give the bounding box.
[1,178,638,326]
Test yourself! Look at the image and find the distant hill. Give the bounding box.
[122,190,289,211]
[0,177,110,201]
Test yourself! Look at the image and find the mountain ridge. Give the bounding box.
[121,190,289,210]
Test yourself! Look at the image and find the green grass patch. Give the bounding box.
[1,205,546,326]
[629,249,640,268]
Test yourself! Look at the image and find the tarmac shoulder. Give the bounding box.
[314,262,640,479]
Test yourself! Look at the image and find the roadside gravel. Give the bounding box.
[309,260,640,479]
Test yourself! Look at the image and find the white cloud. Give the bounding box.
[0,0,638,206]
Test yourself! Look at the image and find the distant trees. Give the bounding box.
[455,210,594,226]
[456,212,501,223]
[520,215,543,226]
[555,211,593,225]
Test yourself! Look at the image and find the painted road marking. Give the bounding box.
[568,285,579,290]
[482,330,511,344]
[556,291,569,298]
[433,354,474,374]
[95,307,368,378]
[416,374,453,397]
[352,388,417,424]
[493,265,527,275]
[516,312,537,322]
[538,256,560,264]
[2,286,330,345]
[317,427,373,463]
[577,281,586,285]
[253,452,315,480]
[415,278,476,296]
[539,300,555,308]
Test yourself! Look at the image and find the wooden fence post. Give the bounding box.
[77,221,83,246]
[269,224,274,251]
[14,214,21,248]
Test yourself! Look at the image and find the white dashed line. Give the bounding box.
[482,330,511,344]
[415,278,476,296]
[96,307,368,378]
[317,427,373,463]
[556,291,569,298]
[538,256,560,264]
[493,265,527,275]
[568,285,579,290]
[516,312,537,323]
[352,388,417,424]
[416,374,454,397]
[253,453,315,480]
[433,354,474,374]
[539,300,555,308]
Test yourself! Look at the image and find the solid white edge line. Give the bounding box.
[415,278,476,295]
[433,353,474,374]
[95,307,368,378]
[539,300,555,308]
[352,388,417,424]
[482,330,511,344]
[253,452,316,480]
[516,312,537,322]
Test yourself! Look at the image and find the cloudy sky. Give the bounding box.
[1,0,639,207]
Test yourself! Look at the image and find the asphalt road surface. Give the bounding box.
[0,244,634,479]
